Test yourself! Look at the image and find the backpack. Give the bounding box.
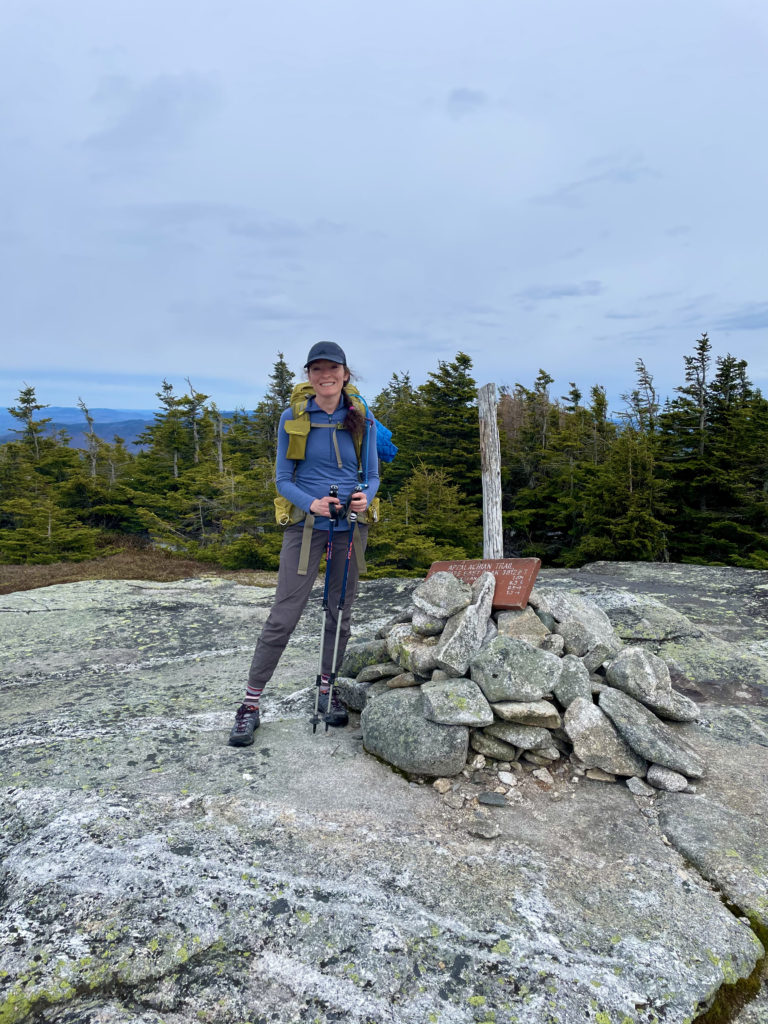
[273,382,381,533]
[374,419,398,463]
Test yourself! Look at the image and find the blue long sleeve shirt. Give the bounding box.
[275,397,379,532]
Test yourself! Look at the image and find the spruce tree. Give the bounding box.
[366,465,477,574]
[1,387,104,562]
[657,335,768,563]
[371,372,422,497]
[135,380,192,482]
[7,385,52,461]
[181,378,211,465]
[415,352,481,501]
[499,370,571,559]
[251,352,296,463]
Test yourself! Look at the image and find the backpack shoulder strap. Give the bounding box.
[281,382,371,473]
[283,382,315,460]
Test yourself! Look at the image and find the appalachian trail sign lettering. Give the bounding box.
[426,557,541,610]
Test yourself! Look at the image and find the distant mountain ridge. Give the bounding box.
[0,406,240,448]
[0,407,157,448]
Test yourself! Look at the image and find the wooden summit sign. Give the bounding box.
[426,557,541,610]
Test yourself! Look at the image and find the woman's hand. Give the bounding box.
[310,495,342,517]
[309,492,368,517]
[348,490,368,514]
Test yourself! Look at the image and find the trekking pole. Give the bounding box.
[311,485,339,734]
[323,494,360,731]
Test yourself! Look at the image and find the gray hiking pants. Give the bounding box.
[247,521,369,689]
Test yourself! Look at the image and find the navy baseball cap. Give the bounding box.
[304,341,347,367]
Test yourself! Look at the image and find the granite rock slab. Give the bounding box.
[411,571,472,618]
[599,688,706,778]
[410,607,447,636]
[469,730,520,761]
[386,622,439,676]
[2,573,768,1024]
[532,589,622,656]
[434,571,495,676]
[421,678,494,727]
[470,636,563,702]
[564,697,648,777]
[490,699,561,729]
[361,688,469,776]
[553,653,593,707]
[605,645,699,721]
[485,720,554,751]
[495,606,549,645]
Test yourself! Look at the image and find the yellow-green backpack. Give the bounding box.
[273,382,379,528]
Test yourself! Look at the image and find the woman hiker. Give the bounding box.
[228,341,379,746]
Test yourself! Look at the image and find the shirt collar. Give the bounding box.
[307,396,344,413]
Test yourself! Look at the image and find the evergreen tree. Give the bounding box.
[7,385,52,461]
[223,408,264,471]
[660,338,768,564]
[567,363,670,565]
[77,398,100,478]
[4,339,766,573]
[0,493,101,563]
[209,404,226,474]
[251,352,295,463]
[181,378,211,465]
[499,370,576,559]
[416,352,480,501]
[188,458,283,569]
[371,372,422,497]
[0,386,104,562]
[586,385,612,464]
[372,372,415,428]
[135,380,191,481]
[366,464,478,575]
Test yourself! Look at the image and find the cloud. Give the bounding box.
[531,159,656,208]
[368,327,428,343]
[166,295,318,336]
[672,294,716,325]
[232,217,345,242]
[114,203,344,246]
[84,73,220,152]
[122,201,237,226]
[241,303,319,323]
[592,323,669,345]
[714,302,768,331]
[460,303,503,317]
[517,280,603,303]
[446,87,488,118]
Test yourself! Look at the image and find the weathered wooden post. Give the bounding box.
[478,383,503,558]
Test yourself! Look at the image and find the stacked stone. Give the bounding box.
[337,571,705,795]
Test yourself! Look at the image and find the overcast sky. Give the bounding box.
[2,0,767,414]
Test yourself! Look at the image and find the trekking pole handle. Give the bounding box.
[329,484,344,523]
[344,483,364,520]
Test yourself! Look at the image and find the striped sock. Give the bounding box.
[244,684,263,710]
[320,674,330,693]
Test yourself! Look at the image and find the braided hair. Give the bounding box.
[342,385,366,438]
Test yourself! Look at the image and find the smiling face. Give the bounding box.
[307,359,349,407]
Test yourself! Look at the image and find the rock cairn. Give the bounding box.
[336,571,704,797]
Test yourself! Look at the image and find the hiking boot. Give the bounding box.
[317,689,348,728]
[228,704,260,746]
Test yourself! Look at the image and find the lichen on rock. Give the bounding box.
[2,565,768,1024]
